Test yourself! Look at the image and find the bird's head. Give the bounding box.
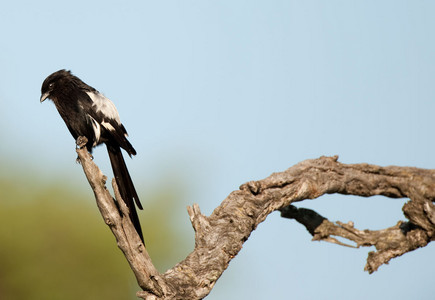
[40,69,73,103]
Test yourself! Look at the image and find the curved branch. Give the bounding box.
[75,139,435,300]
[162,156,435,298]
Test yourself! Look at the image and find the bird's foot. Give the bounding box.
[76,136,88,149]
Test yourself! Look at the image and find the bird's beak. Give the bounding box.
[40,92,50,103]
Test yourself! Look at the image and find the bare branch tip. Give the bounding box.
[112,178,129,215]
[187,205,193,217]
[239,181,261,195]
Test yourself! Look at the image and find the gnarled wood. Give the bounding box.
[75,140,435,299]
[76,138,165,297]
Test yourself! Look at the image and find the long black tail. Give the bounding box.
[106,144,144,242]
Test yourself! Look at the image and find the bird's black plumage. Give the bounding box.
[41,69,144,242]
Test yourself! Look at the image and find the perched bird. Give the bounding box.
[40,69,144,242]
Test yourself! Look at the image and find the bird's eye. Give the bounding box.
[49,82,54,89]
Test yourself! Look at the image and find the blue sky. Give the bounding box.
[1,1,434,299]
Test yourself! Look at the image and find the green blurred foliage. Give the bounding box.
[0,171,192,300]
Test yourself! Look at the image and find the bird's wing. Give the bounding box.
[80,91,136,155]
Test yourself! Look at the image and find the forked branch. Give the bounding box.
[76,137,435,299]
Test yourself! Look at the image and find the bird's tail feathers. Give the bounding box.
[107,144,144,242]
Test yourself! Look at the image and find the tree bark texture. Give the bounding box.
[76,139,435,300]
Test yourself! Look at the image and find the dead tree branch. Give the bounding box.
[76,137,166,298]
[76,137,435,299]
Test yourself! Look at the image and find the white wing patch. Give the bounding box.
[88,114,101,145]
[86,91,121,124]
[102,121,115,132]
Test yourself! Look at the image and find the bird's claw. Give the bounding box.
[76,136,88,149]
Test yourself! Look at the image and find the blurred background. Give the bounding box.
[1,1,434,299]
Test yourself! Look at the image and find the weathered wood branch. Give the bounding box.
[76,137,167,297]
[76,137,435,299]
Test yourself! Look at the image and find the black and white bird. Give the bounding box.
[40,69,143,242]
